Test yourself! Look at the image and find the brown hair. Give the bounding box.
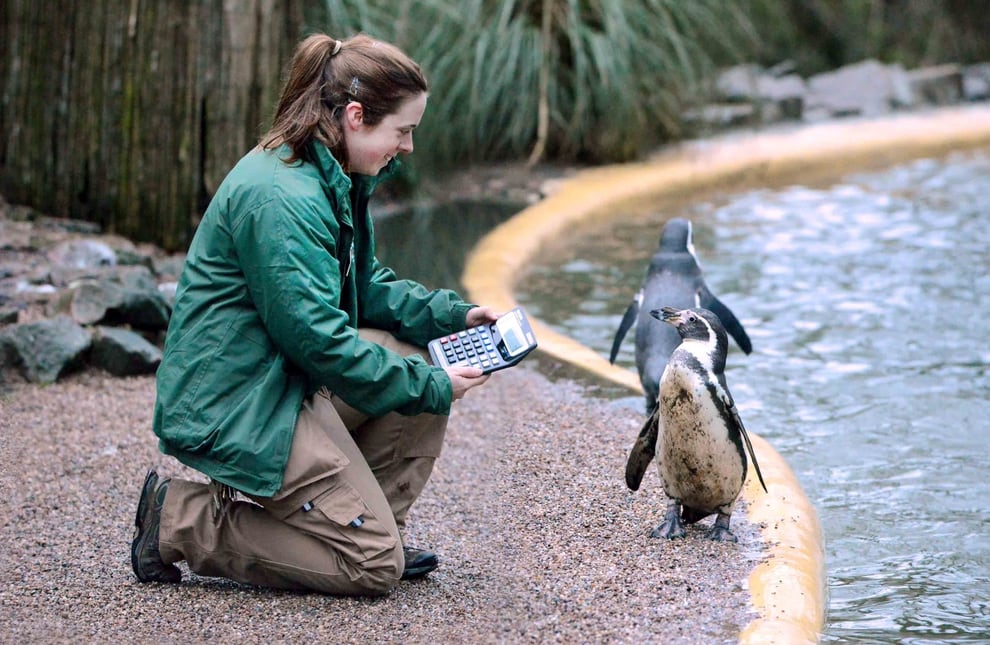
[260,33,428,165]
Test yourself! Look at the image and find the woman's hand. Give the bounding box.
[444,365,490,400]
[465,306,500,328]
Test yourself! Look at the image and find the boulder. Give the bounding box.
[0,315,91,384]
[90,326,162,376]
[49,265,172,330]
[46,238,117,269]
[805,59,913,119]
[907,64,964,105]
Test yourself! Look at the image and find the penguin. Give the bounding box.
[626,306,766,542]
[609,217,752,415]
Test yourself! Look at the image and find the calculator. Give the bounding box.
[428,307,538,373]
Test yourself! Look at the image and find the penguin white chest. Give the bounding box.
[655,356,744,512]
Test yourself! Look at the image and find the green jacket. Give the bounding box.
[153,143,474,496]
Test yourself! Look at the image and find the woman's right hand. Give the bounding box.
[444,365,490,401]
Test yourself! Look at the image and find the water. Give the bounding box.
[374,199,521,290]
[508,148,990,642]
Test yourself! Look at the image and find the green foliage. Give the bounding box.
[314,0,756,169]
[737,0,990,77]
[311,0,990,175]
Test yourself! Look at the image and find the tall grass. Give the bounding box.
[738,0,990,76]
[313,0,990,175]
[315,0,755,170]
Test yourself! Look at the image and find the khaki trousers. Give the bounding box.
[157,329,448,596]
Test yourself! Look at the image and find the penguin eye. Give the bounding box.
[688,315,697,322]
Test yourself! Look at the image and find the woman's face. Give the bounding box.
[343,92,428,176]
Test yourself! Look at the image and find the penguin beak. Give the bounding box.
[651,307,682,325]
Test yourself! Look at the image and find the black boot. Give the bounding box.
[401,546,438,580]
[131,469,182,583]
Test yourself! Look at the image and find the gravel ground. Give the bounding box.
[0,361,765,644]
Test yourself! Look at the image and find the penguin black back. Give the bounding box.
[610,218,752,415]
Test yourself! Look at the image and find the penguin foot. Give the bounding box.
[650,518,687,539]
[705,513,737,542]
[649,499,686,539]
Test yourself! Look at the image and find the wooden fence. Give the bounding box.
[1,0,311,251]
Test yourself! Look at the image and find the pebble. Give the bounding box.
[0,365,766,643]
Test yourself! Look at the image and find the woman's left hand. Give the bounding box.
[465,306,500,328]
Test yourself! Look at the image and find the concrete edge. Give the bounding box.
[461,104,990,644]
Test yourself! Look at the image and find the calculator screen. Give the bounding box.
[496,314,527,356]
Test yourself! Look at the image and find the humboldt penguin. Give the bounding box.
[627,306,766,542]
[609,217,752,415]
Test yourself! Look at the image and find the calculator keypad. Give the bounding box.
[438,325,503,370]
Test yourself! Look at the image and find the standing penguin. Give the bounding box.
[609,217,752,415]
[626,306,766,542]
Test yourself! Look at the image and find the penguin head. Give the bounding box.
[651,306,728,350]
[658,218,695,257]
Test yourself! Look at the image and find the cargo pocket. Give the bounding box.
[311,480,397,563]
[395,413,448,460]
[271,393,353,504]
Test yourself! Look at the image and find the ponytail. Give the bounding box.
[260,33,428,166]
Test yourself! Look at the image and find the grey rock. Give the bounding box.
[47,238,117,269]
[0,315,91,384]
[0,307,20,325]
[152,254,186,281]
[50,265,171,330]
[684,103,757,129]
[157,281,178,305]
[963,63,990,101]
[908,64,964,105]
[806,59,912,117]
[89,326,162,376]
[716,64,764,102]
[698,57,990,130]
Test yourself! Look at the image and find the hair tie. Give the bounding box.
[331,40,342,56]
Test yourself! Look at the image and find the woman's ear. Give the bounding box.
[343,101,363,130]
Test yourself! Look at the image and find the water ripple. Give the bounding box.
[516,147,990,641]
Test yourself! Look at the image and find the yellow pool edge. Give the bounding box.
[461,104,990,644]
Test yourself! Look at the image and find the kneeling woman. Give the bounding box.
[130,32,497,595]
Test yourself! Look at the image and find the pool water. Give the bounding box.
[510,148,990,642]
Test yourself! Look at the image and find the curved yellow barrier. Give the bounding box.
[462,104,990,643]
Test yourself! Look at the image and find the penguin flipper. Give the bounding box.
[736,417,768,494]
[609,293,641,364]
[699,289,753,354]
[625,411,659,491]
[718,385,768,494]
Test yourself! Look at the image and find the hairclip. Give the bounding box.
[349,77,360,96]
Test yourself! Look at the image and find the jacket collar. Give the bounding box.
[310,142,401,198]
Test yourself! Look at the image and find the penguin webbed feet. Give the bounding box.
[705,512,738,542]
[649,502,737,542]
[649,499,686,539]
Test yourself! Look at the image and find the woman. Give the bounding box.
[130,32,497,596]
